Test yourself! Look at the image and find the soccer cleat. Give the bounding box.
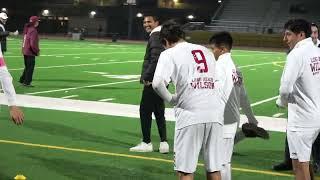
[159,141,169,154]
[272,162,293,171]
[129,142,153,152]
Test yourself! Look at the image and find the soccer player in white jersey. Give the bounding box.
[0,44,24,124]
[276,19,320,180]
[152,20,224,180]
[209,32,266,180]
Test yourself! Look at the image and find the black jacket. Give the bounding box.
[0,22,9,52]
[140,29,164,83]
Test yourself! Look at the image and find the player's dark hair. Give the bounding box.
[160,20,185,45]
[143,15,161,24]
[284,19,311,38]
[209,31,233,50]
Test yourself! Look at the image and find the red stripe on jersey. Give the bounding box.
[0,57,6,67]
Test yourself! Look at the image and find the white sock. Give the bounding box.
[221,163,231,180]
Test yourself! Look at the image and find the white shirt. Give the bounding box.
[154,42,224,129]
[277,38,320,130]
[0,44,17,106]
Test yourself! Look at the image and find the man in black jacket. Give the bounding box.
[130,15,169,153]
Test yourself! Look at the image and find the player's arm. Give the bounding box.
[0,66,24,124]
[0,30,9,37]
[239,84,258,125]
[143,33,163,82]
[152,52,177,105]
[276,53,302,108]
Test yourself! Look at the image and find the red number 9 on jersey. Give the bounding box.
[191,50,208,73]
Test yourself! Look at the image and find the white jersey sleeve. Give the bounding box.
[277,52,303,107]
[154,52,174,84]
[0,66,17,106]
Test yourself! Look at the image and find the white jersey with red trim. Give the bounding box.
[0,44,17,106]
[154,42,224,129]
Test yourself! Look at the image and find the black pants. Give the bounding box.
[283,134,320,165]
[139,85,167,143]
[20,55,35,85]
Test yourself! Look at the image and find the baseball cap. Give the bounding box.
[29,16,40,23]
[0,12,8,20]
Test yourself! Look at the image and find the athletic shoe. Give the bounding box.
[272,162,292,171]
[159,141,169,154]
[129,142,153,152]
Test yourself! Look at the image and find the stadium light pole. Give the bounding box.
[125,0,136,40]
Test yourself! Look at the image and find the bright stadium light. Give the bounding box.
[173,0,178,3]
[1,8,7,12]
[42,9,50,16]
[89,11,96,18]
[218,0,222,3]
[187,15,194,20]
[136,13,143,18]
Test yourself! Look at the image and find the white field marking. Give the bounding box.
[273,113,285,118]
[232,49,285,54]
[108,59,116,62]
[73,57,81,59]
[98,98,115,102]
[251,96,279,107]
[8,60,141,71]
[273,61,285,68]
[4,51,143,58]
[25,79,139,95]
[238,61,284,69]
[91,58,100,61]
[102,74,141,80]
[61,95,79,99]
[84,71,108,75]
[56,56,65,58]
[0,94,287,132]
[250,68,256,71]
[273,70,279,72]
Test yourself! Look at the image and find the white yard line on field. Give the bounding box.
[8,60,141,71]
[25,79,139,95]
[251,96,279,107]
[273,113,285,118]
[0,94,287,132]
[4,51,143,58]
[238,61,284,69]
[61,95,79,99]
[98,98,115,102]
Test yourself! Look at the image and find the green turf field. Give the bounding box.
[0,37,303,179]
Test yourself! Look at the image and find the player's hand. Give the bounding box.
[143,80,152,86]
[9,30,19,36]
[276,99,286,109]
[9,106,24,125]
[170,94,178,106]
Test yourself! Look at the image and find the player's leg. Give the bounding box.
[152,89,167,141]
[19,55,27,84]
[130,86,153,152]
[273,136,292,171]
[174,124,204,180]
[203,122,223,180]
[287,129,319,180]
[311,134,320,172]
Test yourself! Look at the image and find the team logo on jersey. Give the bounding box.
[232,69,242,86]
[310,56,320,75]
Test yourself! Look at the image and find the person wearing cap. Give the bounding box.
[19,16,40,87]
[0,12,18,53]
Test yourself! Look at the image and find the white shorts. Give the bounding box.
[174,122,223,173]
[287,128,320,162]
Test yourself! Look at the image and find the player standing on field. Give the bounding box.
[276,19,320,180]
[153,20,224,180]
[209,32,269,180]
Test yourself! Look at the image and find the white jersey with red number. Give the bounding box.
[154,42,224,129]
[0,44,17,106]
